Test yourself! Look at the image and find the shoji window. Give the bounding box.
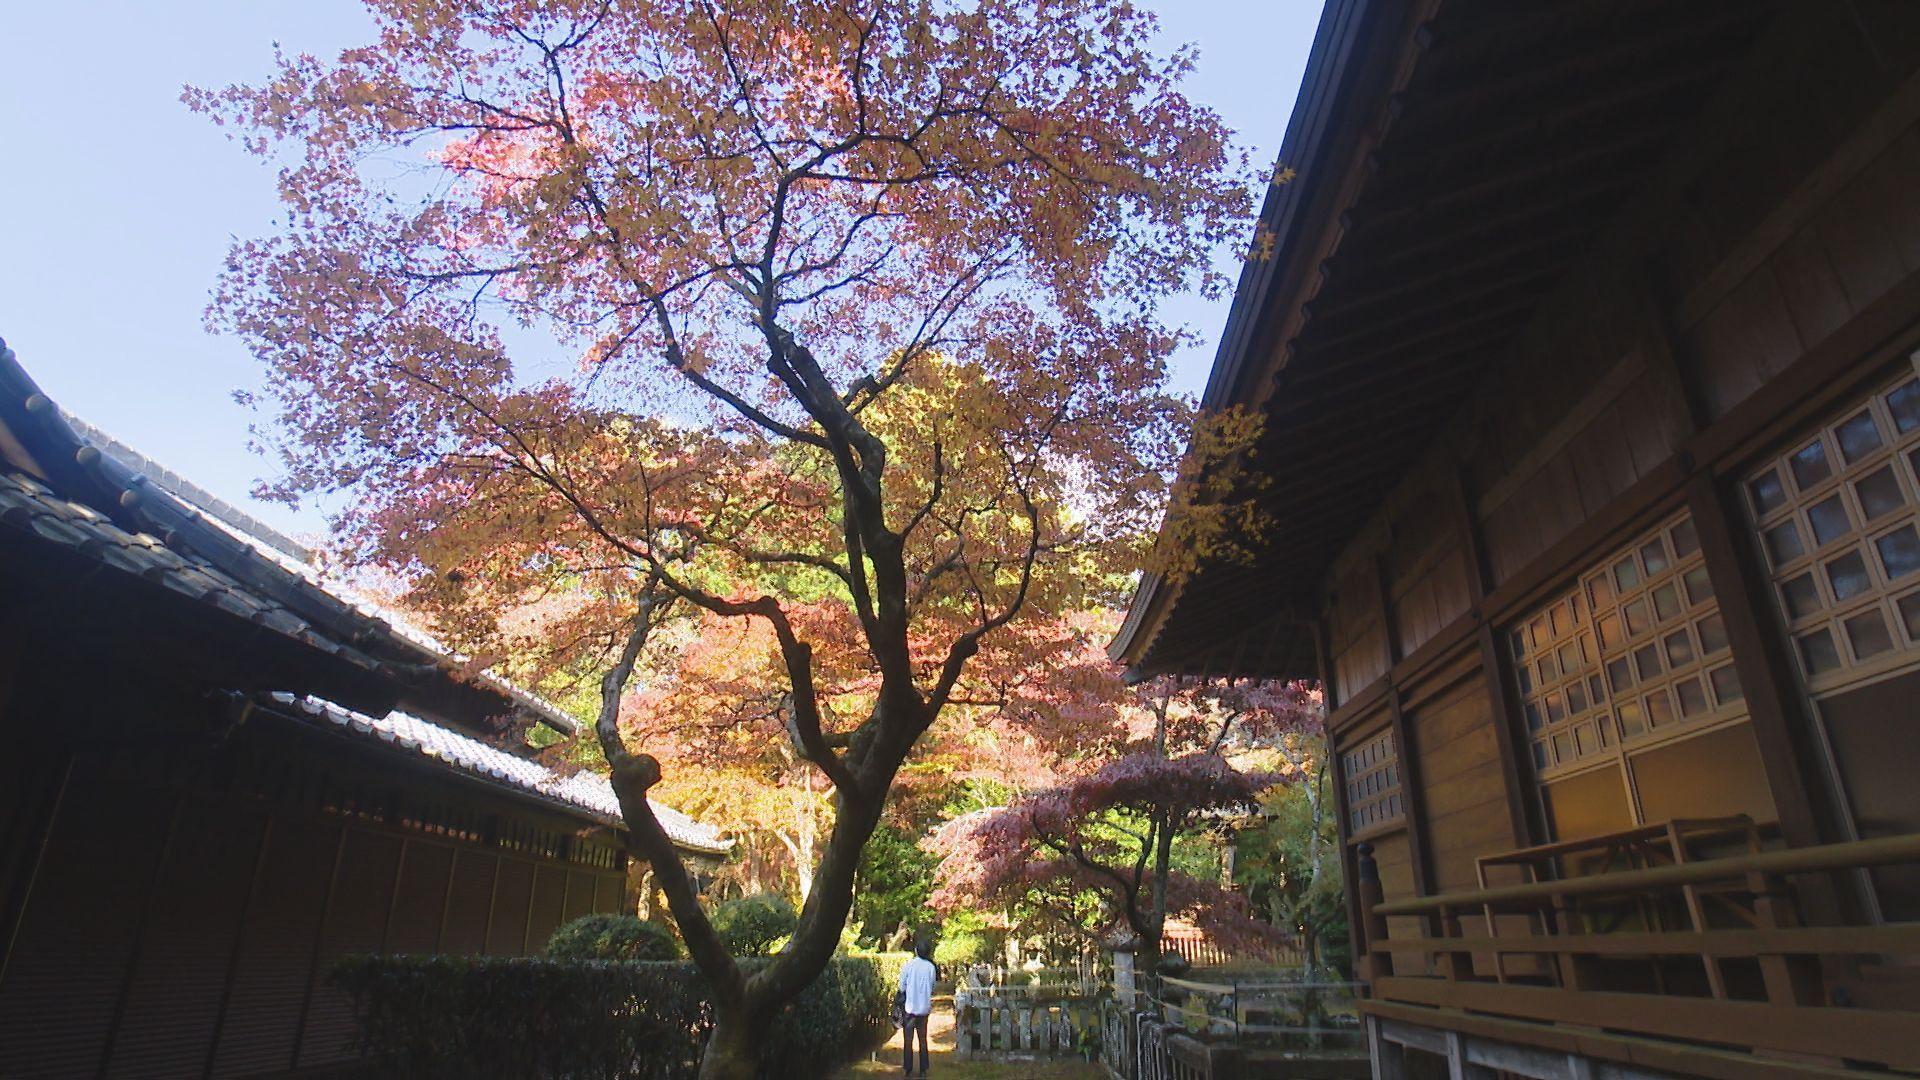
[1507,510,1746,779]
[1745,370,1920,688]
[1341,729,1403,834]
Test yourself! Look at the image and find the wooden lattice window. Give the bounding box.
[1342,730,1402,834]
[1508,511,1745,777]
[1746,369,1920,690]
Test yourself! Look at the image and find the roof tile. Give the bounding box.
[269,693,730,854]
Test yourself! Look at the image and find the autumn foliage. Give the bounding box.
[930,677,1322,966]
[189,0,1256,1072]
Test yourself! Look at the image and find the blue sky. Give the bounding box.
[0,1,1323,536]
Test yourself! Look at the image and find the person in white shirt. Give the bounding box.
[896,939,938,1077]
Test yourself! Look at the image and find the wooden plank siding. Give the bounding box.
[0,725,631,1080]
[1311,4,1920,990]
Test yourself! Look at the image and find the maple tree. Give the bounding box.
[190,0,1252,1072]
[1231,736,1348,975]
[929,676,1322,973]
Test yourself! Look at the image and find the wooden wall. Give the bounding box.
[0,698,628,1079]
[1321,0,1920,935]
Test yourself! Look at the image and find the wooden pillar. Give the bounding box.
[435,848,459,954]
[1375,553,1437,908]
[205,812,275,1075]
[1367,1014,1408,1080]
[1318,616,1370,978]
[1356,843,1391,984]
[1384,682,1434,902]
[380,837,410,955]
[288,824,349,1071]
[1683,474,1839,853]
[0,751,72,993]
[482,853,503,953]
[98,793,185,1076]
[522,859,540,955]
[1449,468,1542,849]
[1685,473,1853,945]
[1444,1030,1495,1079]
[1643,272,1841,857]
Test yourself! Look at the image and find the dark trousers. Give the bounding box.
[901,1012,929,1074]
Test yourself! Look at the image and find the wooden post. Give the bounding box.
[0,750,72,992]
[1449,467,1543,851]
[204,812,275,1075]
[1357,843,1392,984]
[1438,905,1474,983]
[288,824,349,1071]
[1684,472,1853,949]
[1684,474,1835,853]
[1444,1030,1495,1079]
[98,792,187,1075]
[1318,615,1372,980]
[1383,676,1437,921]
[1368,1015,1408,1080]
[1374,548,1433,909]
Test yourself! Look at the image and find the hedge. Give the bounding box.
[710,893,800,957]
[546,913,681,962]
[330,953,901,1079]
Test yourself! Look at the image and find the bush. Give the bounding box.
[710,893,799,957]
[546,913,680,961]
[330,954,891,1079]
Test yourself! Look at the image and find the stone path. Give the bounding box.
[832,1009,1105,1079]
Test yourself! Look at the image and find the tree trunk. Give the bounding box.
[1146,811,1175,970]
[698,1007,759,1080]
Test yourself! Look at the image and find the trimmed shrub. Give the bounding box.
[546,913,680,961]
[330,954,890,1079]
[710,893,798,957]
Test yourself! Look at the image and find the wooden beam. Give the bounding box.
[1362,999,1865,1080]
[1300,266,1560,352]
[1389,7,1760,134]
[1370,922,1920,958]
[1371,64,1720,185]
[1373,976,1920,1070]
[1371,832,1920,917]
[1334,189,1616,283]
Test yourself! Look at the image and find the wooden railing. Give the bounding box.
[1097,974,1368,1079]
[1356,832,1920,1074]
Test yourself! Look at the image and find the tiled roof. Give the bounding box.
[271,693,732,854]
[0,468,383,667]
[0,341,730,853]
[65,413,583,737]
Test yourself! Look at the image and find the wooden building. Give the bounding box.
[0,349,729,1078]
[1113,2,1920,1075]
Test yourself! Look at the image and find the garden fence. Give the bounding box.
[951,965,1105,1061]
[1098,970,1370,1080]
